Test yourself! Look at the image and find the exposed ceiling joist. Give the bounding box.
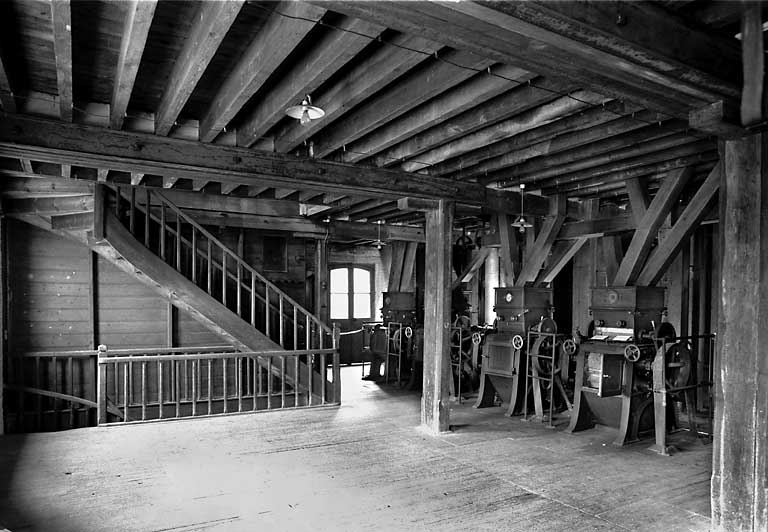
[51,0,73,122]
[201,1,325,143]
[154,0,244,136]
[110,0,157,130]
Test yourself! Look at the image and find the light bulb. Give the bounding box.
[300,108,310,125]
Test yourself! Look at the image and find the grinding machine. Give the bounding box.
[363,291,422,385]
[474,286,562,416]
[566,286,680,446]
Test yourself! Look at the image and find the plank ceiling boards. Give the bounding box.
[0,0,745,235]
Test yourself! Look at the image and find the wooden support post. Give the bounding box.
[387,241,406,290]
[421,200,453,434]
[399,242,418,292]
[0,215,5,435]
[332,323,341,403]
[315,239,329,324]
[93,183,106,240]
[740,3,765,127]
[711,133,768,532]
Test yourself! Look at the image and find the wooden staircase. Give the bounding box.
[31,184,337,409]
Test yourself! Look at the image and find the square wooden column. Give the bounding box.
[421,200,453,434]
[712,133,768,531]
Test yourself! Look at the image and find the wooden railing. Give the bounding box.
[4,349,99,432]
[102,184,332,352]
[96,344,341,425]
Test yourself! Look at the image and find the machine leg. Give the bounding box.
[473,371,495,408]
[613,359,637,447]
[505,349,524,416]
[566,352,595,433]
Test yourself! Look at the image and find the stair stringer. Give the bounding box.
[89,209,331,401]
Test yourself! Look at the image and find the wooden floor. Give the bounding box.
[0,367,712,532]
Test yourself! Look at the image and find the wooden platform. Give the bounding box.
[0,367,711,531]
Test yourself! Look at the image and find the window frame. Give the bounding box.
[329,264,374,320]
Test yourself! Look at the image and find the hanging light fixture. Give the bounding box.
[510,183,533,232]
[285,94,325,125]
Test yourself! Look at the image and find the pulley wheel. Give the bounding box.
[512,334,524,350]
[665,342,692,389]
[562,338,577,356]
[537,317,557,334]
[624,344,641,363]
[655,322,676,343]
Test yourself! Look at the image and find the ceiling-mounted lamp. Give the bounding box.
[285,94,325,125]
[510,183,533,233]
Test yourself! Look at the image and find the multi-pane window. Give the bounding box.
[330,266,373,319]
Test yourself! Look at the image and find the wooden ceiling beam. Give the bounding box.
[545,161,717,198]
[372,77,573,168]
[0,114,550,214]
[61,164,72,178]
[319,1,710,118]
[272,33,439,153]
[0,54,16,113]
[348,203,400,222]
[636,163,720,286]
[3,195,93,216]
[110,0,157,130]
[236,15,384,147]
[0,175,94,196]
[310,49,494,158]
[342,64,536,164]
[200,2,325,143]
[528,140,716,191]
[486,1,739,100]
[557,214,635,240]
[467,115,685,184]
[219,183,239,195]
[51,0,73,122]
[509,132,700,186]
[536,237,589,285]
[400,91,608,173]
[433,103,650,177]
[613,166,693,286]
[154,0,244,136]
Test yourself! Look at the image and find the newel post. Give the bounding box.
[96,344,108,425]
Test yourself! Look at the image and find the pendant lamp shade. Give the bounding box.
[285,94,325,124]
[510,183,533,232]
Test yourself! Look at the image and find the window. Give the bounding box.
[330,266,373,320]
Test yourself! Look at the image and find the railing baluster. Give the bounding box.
[265,285,270,338]
[158,359,164,420]
[191,228,197,284]
[236,264,242,318]
[250,275,256,327]
[308,354,313,407]
[207,238,212,294]
[222,251,227,308]
[207,360,212,415]
[144,188,150,248]
[281,355,286,408]
[68,356,75,427]
[257,357,263,401]
[305,314,310,350]
[279,295,284,347]
[223,358,228,414]
[191,360,197,417]
[141,361,147,421]
[160,202,166,262]
[35,357,41,430]
[128,359,133,406]
[175,360,180,418]
[320,353,326,404]
[267,357,273,410]
[237,357,243,413]
[293,307,298,350]
[123,361,129,422]
[252,357,258,411]
[129,186,136,235]
[176,216,181,270]
[294,356,299,406]
[183,359,188,402]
